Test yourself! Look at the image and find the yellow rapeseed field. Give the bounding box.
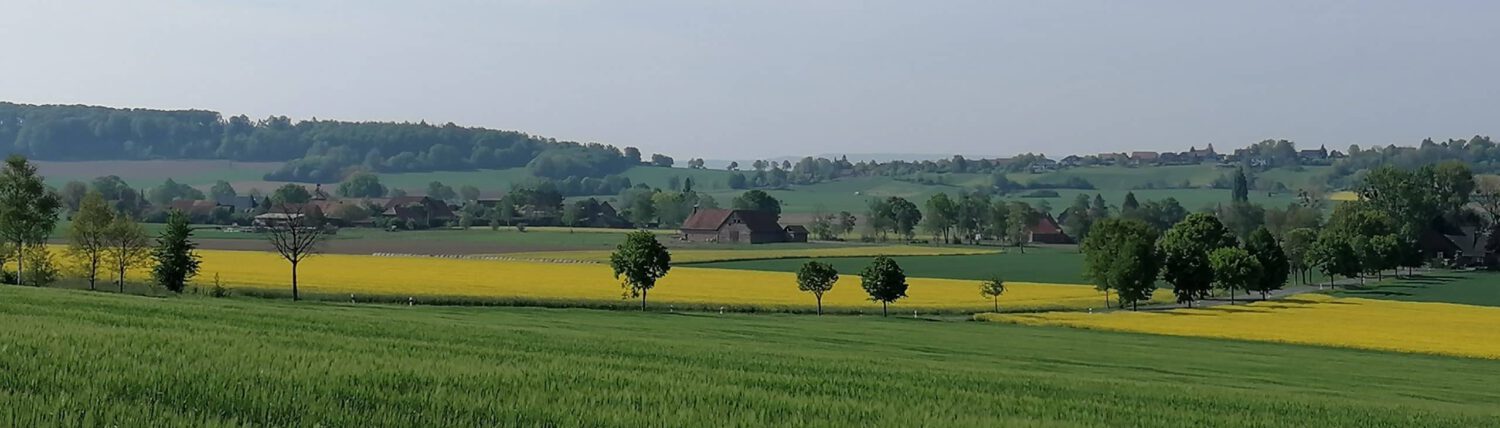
[505,245,1000,263]
[978,294,1500,359]
[1327,191,1361,202]
[179,249,1127,312]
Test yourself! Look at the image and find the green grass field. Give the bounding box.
[1333,272,1500,307]
[2,286,1496,426]
[690,246,1088,284]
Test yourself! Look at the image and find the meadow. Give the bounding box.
[979,291,1500,360]
[691,246,1087,283]
[178,249,1136,313]
[2,286,1498,427]
[34,160,1331,217]
[1333,272,1500,307]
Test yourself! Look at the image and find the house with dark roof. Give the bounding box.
[1028,213,1075,244]
[679,208,793,244]
[1129,151,1160,164]
[783,225,809,243]
[213,195,259,213]
[168,199,220,219]
[370,196,457,227]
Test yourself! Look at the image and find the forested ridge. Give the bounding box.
[0,102,640,183]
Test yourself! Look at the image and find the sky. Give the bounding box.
[2,0,1496,160]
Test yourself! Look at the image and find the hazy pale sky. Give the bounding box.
[3,0,1496,159]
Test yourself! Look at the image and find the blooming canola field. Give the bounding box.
[187,249,1143,313]
[979,294,1500,359]
[505,245,1000,263]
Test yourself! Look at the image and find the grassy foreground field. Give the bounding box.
[981,292,1500,360]
[2,286,1497,426]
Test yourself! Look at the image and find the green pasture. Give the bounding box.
[1,286,1496,426]
[1333,272,1500,307]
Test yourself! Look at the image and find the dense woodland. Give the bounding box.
[6,102,1494,193]
[0,102,642,182]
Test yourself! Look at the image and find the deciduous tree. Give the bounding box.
[1209,247,1261,305]
[104,215,150,293]
[796,261,839,315]
[67,191,114,290]
[860,255,908,316]
[979,276,1006,312]
[1245,227,1289,299]
[265,204,329,301]
[1081,218,1160,310]
[1158,213,1238,307]
[0,155,61,285]
[610,231,672,311]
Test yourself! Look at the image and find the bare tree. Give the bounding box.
[264,203,329,301]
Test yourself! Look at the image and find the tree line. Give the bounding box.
[0,102,656,183]
[0,155,201,294]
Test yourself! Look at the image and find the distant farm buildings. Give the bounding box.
[679,208,806,244]
[1028,213,1075,244]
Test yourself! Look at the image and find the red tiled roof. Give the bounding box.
[1031,213,1065,235]
[681,209,734,231]
[681,209,783,233]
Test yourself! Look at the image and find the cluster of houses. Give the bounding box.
[169,191,461,230]
[1026,144,1347,172]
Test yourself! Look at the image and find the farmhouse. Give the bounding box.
[679,208,795,244]
[370,196,456,226]
[1028,213,1075,244]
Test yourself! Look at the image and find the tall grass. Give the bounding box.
[2,286,1498,426]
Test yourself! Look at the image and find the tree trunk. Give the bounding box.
[1104,289,1111,309]
[118,262,126,293]
[15,244,24,286]
[291,261,300,301]
[993,297,999,313]
[816,295,823,315]
[882,301,888,317]
[640,289,647,311]
[1229,288,1235,305]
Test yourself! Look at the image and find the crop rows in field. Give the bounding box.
[2,286,1497,426]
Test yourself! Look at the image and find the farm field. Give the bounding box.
[33,160,1333,217]
[182,249,1134,313]
[1007,164,1330,191]
[691,246,1087,283]
[980,290,1500,360]
[1333,272,1500,307]
[3,286,1498,426]
[504,245,998,264]
[35,159,282,188]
